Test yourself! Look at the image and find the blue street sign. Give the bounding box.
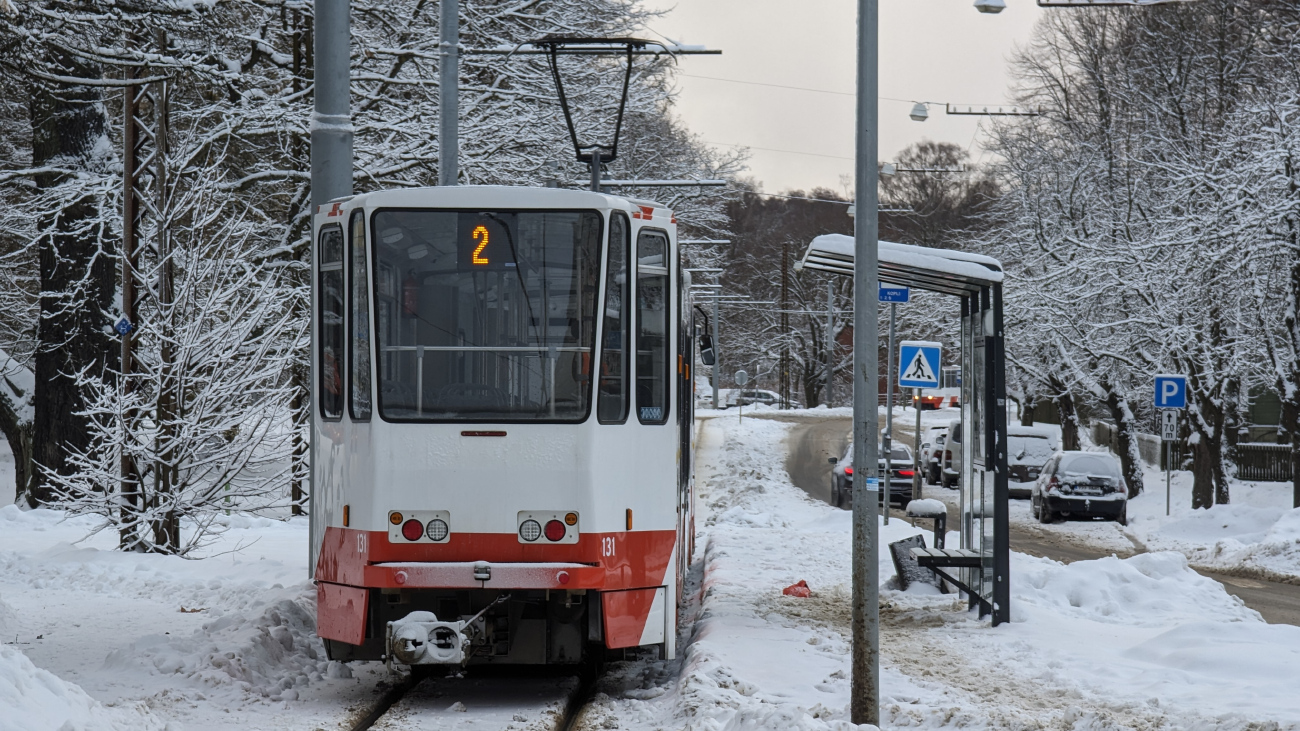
[879,284,910,303]
[1154,374,1187,409]
[898,340,941,389]
[114,317,133,336]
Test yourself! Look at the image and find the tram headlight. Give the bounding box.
[401,519,424,542]
[425,518,449,542]
[519,519,542,542]
[544,520,566,542]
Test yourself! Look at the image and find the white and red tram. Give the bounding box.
[309,186,698,667]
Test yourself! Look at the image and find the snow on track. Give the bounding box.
[367,673,581,730]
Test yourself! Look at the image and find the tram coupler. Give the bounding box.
[385,595,509,668]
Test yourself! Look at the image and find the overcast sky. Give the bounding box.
[643,1,1043,194]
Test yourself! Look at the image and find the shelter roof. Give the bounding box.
[798,233,1003,296]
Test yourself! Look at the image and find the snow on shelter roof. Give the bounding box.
[799,233,1003,296]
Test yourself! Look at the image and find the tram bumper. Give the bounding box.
[366,560,602,590]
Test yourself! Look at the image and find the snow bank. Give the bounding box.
[103,585,328,701]
[0,646,164,731]
[1012,551,1259,626]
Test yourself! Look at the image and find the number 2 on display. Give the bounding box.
[602,536,616,557]
[471,225,490,265]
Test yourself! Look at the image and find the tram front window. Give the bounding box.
[371,209,602,422]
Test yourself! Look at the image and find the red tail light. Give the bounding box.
[544,519,566,542]
[844,466,854,476]
[897,470,914,477]
[401,519,424,541]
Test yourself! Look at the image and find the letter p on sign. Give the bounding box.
[1153,374,1187,409]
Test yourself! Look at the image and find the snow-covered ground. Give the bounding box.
[5,416,1300,729]
[580,416,1300,729]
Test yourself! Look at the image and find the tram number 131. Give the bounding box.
[602,536,616,558]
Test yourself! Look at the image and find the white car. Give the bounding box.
[919,426,947,485]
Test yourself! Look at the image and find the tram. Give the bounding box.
[309,185,698,667]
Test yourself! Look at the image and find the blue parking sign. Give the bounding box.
[1154,374,1187,409]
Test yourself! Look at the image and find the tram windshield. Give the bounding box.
[371,209,603,421]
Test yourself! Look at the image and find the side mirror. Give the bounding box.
[828,457,838,464]
[699,333,716,366]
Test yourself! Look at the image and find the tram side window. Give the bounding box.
[636,229,670,424]
[318,225,345,420]
[349,210,372,420]
[598,212,630,423]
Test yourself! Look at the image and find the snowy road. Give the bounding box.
[779,411,1300,626]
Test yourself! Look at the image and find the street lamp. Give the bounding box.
[974,0,1006,12]
[909,102,929,122]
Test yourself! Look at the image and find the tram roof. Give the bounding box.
[322,185,674,218]
[798,233,1003,297]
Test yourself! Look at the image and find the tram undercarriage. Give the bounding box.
[322,587,641,666]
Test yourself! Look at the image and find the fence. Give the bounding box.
[1235,443,1292,482]
[1092,421,1293,481]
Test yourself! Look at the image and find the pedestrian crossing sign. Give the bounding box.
[898,341,941,389]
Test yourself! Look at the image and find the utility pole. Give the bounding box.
[311,0,353,210]
[882,301,896,525]
[713,295,721,409]
[781,240,790,408]
[439,0,459,186]
[826,281,835,407]
[851,0,881,722]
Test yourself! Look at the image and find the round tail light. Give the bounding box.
[544,519,566,542]
[519,519,542,542]
[425,518,449,542]
[401,519,424,541]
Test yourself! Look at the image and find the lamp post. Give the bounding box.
[850,0,881,722]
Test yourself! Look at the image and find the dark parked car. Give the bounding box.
[1031,451,1128,525]
[830,443,915,509]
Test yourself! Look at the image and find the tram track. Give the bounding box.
[342,663,602,731]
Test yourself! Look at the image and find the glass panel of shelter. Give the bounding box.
[959,289,997,607]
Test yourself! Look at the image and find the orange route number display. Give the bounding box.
[471,225,490,265]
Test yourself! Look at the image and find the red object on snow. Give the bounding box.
[782,580,811,598]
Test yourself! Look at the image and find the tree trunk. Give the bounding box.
[1285,400,1300,509]
[1050,376,1081,451]
[27,52,116,506]
[0,401,34,504]
[290,362,307,516]
[1020,394,1036,427]
[1103,387,1145,498]
[1191,427,1215,510]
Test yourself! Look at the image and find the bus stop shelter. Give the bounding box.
[798,233,1010,625]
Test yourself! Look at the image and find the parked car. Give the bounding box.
[829,442,916,509]
[726,389,798,409]
[1031,451,1128,525]
[940,419,962,488]
[919,426,947,485]
[1007,426,1058,498]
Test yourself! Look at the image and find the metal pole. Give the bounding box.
[712,295,720,409]
[438,0,459,186]
[309,0,351,577]
[914,388,922,503]
[883,301,895,525]
[827,281,835,407]
[590,151,602,192]
[1170,424,1180,515]
[851,0,880,720]
[311,0,353,210]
